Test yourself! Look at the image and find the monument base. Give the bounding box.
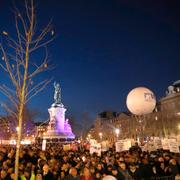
[43,135,75,143]
[43,131,75,141]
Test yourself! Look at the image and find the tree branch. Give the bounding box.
[25,78,52,103]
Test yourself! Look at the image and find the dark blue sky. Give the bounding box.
[0,0,180,123]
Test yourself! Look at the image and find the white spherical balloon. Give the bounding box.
[126,87,156,115]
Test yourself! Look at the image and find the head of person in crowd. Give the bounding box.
[158,156,164,163]
[36,173,42,180]
[97,163,103,171]
[82,167,91,177]
[142,157,149,165]
[95,172,102,179]
[119,162,126,171]
[7,167,14,175]
[111,166,119,177]
[102,175,117,180]
[69,167,78,177]
[89,166,95,175]
[106,164,113,175]
[0,169,8,179]
[129,163,137,173]
[43,164,49,175]
[169,159,177,166]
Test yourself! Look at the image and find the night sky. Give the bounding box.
[0,0,180,125]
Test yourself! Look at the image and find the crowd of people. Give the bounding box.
[0,142,180,180]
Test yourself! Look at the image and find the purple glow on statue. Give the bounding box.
[56,107,66,132]
[46,105,75,138]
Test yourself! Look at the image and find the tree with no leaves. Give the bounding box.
[0,0,55,179]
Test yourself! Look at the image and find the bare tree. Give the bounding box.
[0,0,54,179]
[81,112,91,139]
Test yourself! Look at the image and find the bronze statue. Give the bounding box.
[53,82,61,104]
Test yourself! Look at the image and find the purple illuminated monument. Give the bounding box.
[43,82,75,141]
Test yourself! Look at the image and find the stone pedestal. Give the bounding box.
[43,103,75,141]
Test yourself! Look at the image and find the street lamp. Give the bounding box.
[115,128,120,141]
[99,132,102,141]
[16,127,19,132]
[87,134,91,140]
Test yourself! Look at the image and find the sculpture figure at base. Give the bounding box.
[64,119,72,132]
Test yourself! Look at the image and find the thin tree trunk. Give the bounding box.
[14,23,30,180]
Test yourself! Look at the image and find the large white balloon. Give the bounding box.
[126,87,156,115]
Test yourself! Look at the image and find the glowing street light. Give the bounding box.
[115,128,120,139]
[16,127,19,132]
[99,132,102,140]
[88,134,91,139]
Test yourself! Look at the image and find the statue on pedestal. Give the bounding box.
[44,81,75,140]
[53,82,61,105]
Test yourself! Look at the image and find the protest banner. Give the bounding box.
[168,139,179,153]
[42,139,46,151]
[63,144,71,151]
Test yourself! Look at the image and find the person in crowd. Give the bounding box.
[65,167,81,180]
[0,169,11,180]
[81,167,94,180]
[111,166,125,180]
[169,158,179,177]
[42,164,55,180]
[128,163,140,180]
[118,161,132,179]
[138,156,154,179]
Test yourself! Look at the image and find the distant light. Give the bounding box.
[44,63,48,68]
[155,116,158,121]
[51,30,55,36]
[16,127,19,132]
[115,128,120,135]
[177,112,180,115]
[2,31,8,36]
